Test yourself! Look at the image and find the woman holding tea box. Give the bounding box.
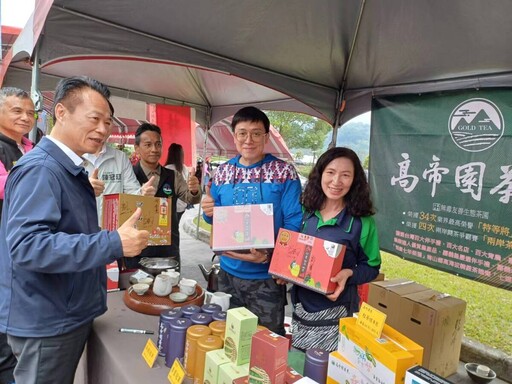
[290,147,381,352]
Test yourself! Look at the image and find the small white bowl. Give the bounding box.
[169,292,188,303]
[179,278,197,296]
[138,277,154,286]
[131,283,150,295]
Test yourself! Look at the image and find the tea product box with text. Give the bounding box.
[249,329,289,384]
[404,365,453,384]
[212,204,275,252]
[327,351,372,384]
[224,307,258,365]
[269,228,345,294]
[218,362,249,384]
[204,348,231,384]
[102,193,171,245]
[337,317,423,384]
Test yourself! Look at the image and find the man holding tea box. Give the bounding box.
[0,76,150,384]
[201,106,302,335]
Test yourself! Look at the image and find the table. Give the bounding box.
[76,290,171,384]
[74,291,506,384]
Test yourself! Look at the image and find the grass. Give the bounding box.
[191,216,512,355]
[380,252,512,356]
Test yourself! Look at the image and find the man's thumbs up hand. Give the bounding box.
[141,175,156,196]
[187,167,200,194]
[117,207,149,257]
[89,168,105,197]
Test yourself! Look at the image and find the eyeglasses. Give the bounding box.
[234,131,268,143]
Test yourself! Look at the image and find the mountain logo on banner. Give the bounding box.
[448,98,504,152]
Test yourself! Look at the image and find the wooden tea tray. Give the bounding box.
[123,285,204,315]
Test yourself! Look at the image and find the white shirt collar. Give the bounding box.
[46,136,84,167]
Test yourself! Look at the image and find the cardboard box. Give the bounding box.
[269,228,345,294]
[368,280,466,377]
[224,308,258,365]
[327,351,373,384]
[358,273,385,308]
[218,362,249,384]
[102,193,171,245]
[404,365,454,384]
[204,349,231,384]
[367,279,429,324]
[249,329,288,384]
[396,290,466,377]
[337,317,423,384]
[285,367,303,383]
[212,204,275,251]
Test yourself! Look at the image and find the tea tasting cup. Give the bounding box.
[131,283,150,296]
[179,278,197,296]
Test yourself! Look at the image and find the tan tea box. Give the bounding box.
[102,193,171,245]
[367,279,428,324]
[396,289,466,377]
[218,362,249,384]
[224,307,258,365]
[204,348,231,384]
[249,329,288,384]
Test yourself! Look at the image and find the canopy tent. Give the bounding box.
[3,0,512,132]
[107,119,293,161]
[39,91,293,160]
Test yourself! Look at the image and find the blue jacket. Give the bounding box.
[204,154,302,279]
[0,137,123,337]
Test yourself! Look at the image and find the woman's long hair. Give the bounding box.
[165,143,184,173]
[301,147,374,217]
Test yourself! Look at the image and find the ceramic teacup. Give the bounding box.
[131,283,150,296]
[153,274,173,296]
[179,278,197,296]
[162,271,180,287]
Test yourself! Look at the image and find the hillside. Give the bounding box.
[322,121,371,161]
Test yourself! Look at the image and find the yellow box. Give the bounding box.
[337,318,423,384]
[327,351,373,384]
[102,193,171,245]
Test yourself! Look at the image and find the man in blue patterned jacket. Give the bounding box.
[201,106,302,335]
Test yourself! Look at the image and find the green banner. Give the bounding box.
[370,89,511,290]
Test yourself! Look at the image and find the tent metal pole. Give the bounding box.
[29,41,43,142]
[195,107,212,239]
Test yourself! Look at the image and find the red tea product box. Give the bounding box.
[249,329,288,384]
[269,228,345,294]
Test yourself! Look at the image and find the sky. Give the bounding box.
[1,0,34,28]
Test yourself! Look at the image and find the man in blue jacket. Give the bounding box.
[0,76,150,384]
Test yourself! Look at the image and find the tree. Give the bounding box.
[363,155,369,169]
[266,111,331,152]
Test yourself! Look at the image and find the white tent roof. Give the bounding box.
[3,0,512,127]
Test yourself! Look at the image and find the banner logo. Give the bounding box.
[449,98,504,152]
